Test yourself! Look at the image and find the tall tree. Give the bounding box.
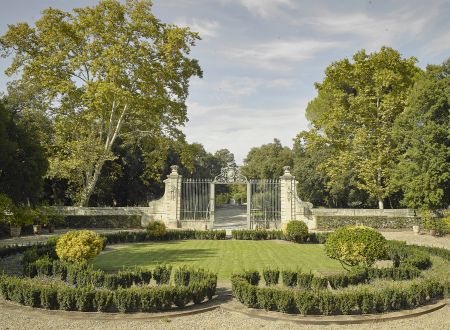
[0,101,48,204]
[392,59,450,209]
[306,47,419,208]
[0,0,202,206]
[241,138,293,179]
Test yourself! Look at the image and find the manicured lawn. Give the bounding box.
[91,240,344,279]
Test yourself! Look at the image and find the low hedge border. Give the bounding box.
[64,215,142,229]
[231,229,329,243]
[0,271,217,312]
[231,274,449,315]
[316,216,421,230]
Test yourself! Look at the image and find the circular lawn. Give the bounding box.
[91,240,344,280]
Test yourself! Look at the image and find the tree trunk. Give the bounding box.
[79,161,104,207]
[378,198,384,209]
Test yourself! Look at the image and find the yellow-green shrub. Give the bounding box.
[56,230,105,263]
[324,226,387,268]
[283,220,308,243]
[146,221,166,237]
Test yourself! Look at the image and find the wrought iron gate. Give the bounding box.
[180,179,211,221]
[179,166,282,229]
[248,179,281,229]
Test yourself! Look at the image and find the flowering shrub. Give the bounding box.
[56,230,105,263]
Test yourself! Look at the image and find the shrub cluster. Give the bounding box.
[103,229,226,244]
[64,215,142,229]
[325,226,387,267]
[56,230,105,263]
[146,221,167,238]
[231,272,449,315]
[0,271,217,312]
[231,229,329,243]
[316,216,421,230]
[283,221,309,243]
[387,241,432,269]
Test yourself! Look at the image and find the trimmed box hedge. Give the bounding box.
[231,272,449,315]
[231,229,329,243]
[316,216,421,230]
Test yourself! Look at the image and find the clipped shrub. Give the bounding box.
[153,264,172,285]
[281,270,297,287]
[56,230,105,263]
[263,268,280,286]
[294,291,316,315]
[297,272,314,289]
[94,289,114,312]
[324,226,387,268]
[283,220,308,243]
[240,270,261,286]
[174,266,190,286]
[57,286,77,311]
[146,221,167,238]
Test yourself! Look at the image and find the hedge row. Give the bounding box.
[230,229,329,243]
[64,215,142,229]
[316,216,421,230]
[387,241,432,270]
[0,272,217,312]
[231,274,449,315]
[104,229,226,244]
[240,265,421,290]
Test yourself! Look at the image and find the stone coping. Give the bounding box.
[221,298,449,325]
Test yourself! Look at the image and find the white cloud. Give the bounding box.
[299,4,442,51]
[216,77,295,99]
[174,17,220,39]
[226,39,341,70]
[183,98,309,163]
[223,0,296,18]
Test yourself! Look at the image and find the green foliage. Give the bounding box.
[305,47,420,208]
[231,269,450,315]
[0,101,48,204]
[262,268,280,286]
[146,221,167,238]
[325,226,388,268]
[152,264,172,285]
[241,138,293,179]
[392,59,450,210]
[65,215,141,229]
[56,230,105,263]
[174,266,191,286]
[316,215,421,230]
[283,220,308,243]
[281,270,297,287]
[0,0,202,206]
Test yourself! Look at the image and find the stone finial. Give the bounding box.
[283,166,291,175]
[170,165,179,174]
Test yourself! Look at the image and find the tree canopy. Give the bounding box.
[392,59,450,209]
[0,0,202,206]
[241,138,293,179]
[305,47,420,209]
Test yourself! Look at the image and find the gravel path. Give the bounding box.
[0,299,449,330]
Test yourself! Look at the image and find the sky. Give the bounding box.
[0,0,449,164]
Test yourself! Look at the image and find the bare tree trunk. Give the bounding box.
[378,198,384,210]
[78,104,128,207]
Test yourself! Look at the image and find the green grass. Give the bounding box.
[91,240,344,280]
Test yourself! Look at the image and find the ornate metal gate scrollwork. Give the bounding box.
[213,165,248,184]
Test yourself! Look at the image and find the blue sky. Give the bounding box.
[1,0,449,163]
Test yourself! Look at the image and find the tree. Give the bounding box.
[0,0,202,206]
[241,139,293,179]
[293,130,374,208]
[0,101,48,204]
[306,47,419,208]
[392,59,450,210]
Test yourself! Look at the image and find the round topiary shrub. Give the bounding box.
[56,230,105,263]
[324,226,387,268]
[146,221,167,238]
[283,220,308,243]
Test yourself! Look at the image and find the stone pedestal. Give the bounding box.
[163,165,182,228]
[280,166,295,226]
